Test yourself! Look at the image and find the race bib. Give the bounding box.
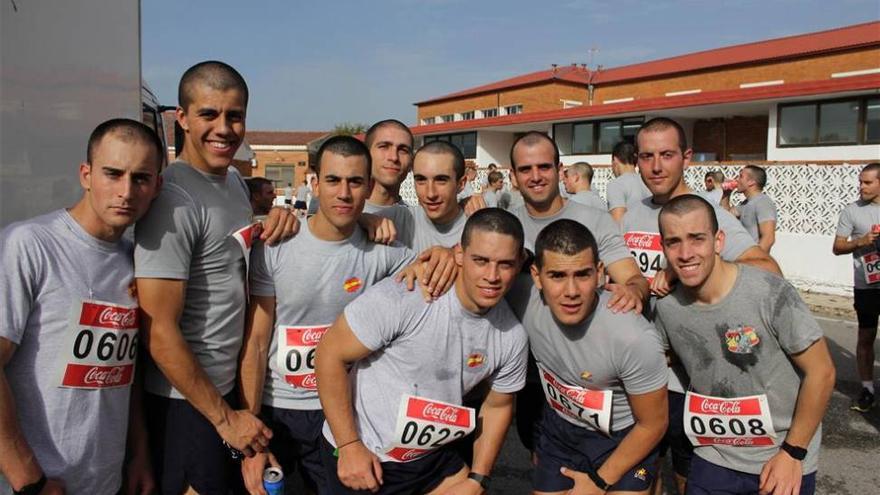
[684,391,777,447]
[57,300,138,389]
[624,231,664,283]
[386,395,475,462]
[538,363,613,435]
[862,251,880,284]
[275,325,329,390]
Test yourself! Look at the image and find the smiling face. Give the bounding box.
[455,230,521,314]
[78,132,162,240]
[659,208,725,289]
[512,139,562,211]
[637,127,692,204]
[531,248,602,326]
[177,85,246,175]
[413,151,465,225]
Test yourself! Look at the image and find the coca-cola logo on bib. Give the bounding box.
[690,395,762,416]
[624,232,661,250]
[300,328,325,345]
[84,366,126,386]
[301,374,317,388]
[98,307,137,329]
[422,403,460,423]
[399,449,422,461]
[699,398,741,414]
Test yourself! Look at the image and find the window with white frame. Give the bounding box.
[504,104,523,115]
[442,114,455,123]
[422,116,436,125]
[460,111,475,121]
[481,108,499,118]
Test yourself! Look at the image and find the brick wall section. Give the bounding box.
[594,47,878,102]
[251,149,311,189]
[693,116,769,160]
[417,82,588,121]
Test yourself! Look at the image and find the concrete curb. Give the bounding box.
[799,290,856,321]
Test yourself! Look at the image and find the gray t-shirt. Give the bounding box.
[134,161,253,398]
[654,265,824,475]
[364,201,417,249]
[606,172,651,211]
[501,190,525,212]
[483,189,503,208]
[295,185,310,202]
[322,279,528,462]
[739,193,777,242]
[0,211,137,495]
[507,279,667,432]
[835,200,880,289]
[700,188,723,206]
[569,190,607,211]
[249,221,414,410]
[410,205,467,253]
[512,201,630,266]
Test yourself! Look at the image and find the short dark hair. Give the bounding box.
[246,177,273,199]
[510,131,560,168]
[743,165,767,189]
[659,194,718,237]
[315,135,371,178]
[86,118,164,170]
[534,219,598,269]
[704,170,724,183]
[487,171,503,184]
[611,141,636,165]
[415,141,466,180]
[178,61,249,110]
[637,117,688,152]
[461,208,524,254]
[364,119,413,149]
[568,162,594,183]
[863,162,880,176]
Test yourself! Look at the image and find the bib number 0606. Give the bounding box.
[399,420,466,448]
[73,328,137,362]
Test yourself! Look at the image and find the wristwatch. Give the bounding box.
[14,474,46,495]
[587,469,611,492]
[780,441,807,461]
[467,471,491,489]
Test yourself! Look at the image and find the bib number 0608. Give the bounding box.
[399,420,466,448]
[689,416,767,436]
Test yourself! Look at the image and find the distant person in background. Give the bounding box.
[701,170,724,205]
[731,165,777,253]
[457,164,478,201]
[306,175,319,216]
[294,179,309,216]
[284,182,293,206]
[247,177,276,216]
[562,161,606,210]
[482,171,505,207]
[833,162,880,413]
[500,171,525,211]
[606,141,650,223]
[480,163,498,189]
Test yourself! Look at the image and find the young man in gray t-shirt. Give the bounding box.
[316,209,528,494]
[833,162,880,412]
[238,136,415,493]
[506,220,668,494]
[731,165,777,252]
[607,141,651,223]
[0,120,162,495]
[654,195,835,495]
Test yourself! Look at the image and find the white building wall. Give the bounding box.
[766,103,880,161]
[476,131,515,168]
[773,233,853,295]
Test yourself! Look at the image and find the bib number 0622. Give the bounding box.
[73,328,137,362]
[689,416,767,437]
[400,420,466,448]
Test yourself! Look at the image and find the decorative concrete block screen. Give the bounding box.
[400,164,863,237]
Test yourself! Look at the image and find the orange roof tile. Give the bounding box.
[246,131,330,146]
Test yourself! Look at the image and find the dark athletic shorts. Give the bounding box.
[321,438,465,494]
[533,403,659,492]
[686,455,816,494]
[854,288,880,328]
[294,200,307,210]
[262,406,327,492]
[515,353,544,452]
[145,392,242,495]
[658,389,694,477]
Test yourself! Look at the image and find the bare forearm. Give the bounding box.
[126,365,151,462]
[239,302,273,414]
[625,274,650,302]
[596,420,666,485]
[470,399,514,476]
[146,321,230,426]
[786,364,835,448]
[758,236,775,253]
[316,357,359,446]
[737,253,782,276]
[0,371,43,489]
[833,238,864,256]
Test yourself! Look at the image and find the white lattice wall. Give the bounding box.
[401,164,863,237]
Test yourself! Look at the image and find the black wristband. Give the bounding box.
[780,441,807,461]
[587,469,611,491]
[14,474,47,495]
[467,471,491,489]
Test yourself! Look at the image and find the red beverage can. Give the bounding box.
[721,179,738,192]
[872,224,880,234]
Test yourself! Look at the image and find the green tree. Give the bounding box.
[332,122,368,136]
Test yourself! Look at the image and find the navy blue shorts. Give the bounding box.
[686,455,816,494]
[262,406,327,492]
[321,438,465,494]
[854,288,880,328]
[294,200,307,210]
[658,390,694,477]
[145,392,242,495]
[533,404,659,492]
[515,353,544,452]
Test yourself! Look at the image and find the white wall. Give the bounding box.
[766,103,880,161]
[476,131,515,168]
[561,154,612,166]
[773,233,854,295]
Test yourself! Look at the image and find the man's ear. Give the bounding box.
[79,162,92,191]
[454,243,464,266]
[530,263,542,291]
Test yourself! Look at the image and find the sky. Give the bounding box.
[141,0,879,132]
